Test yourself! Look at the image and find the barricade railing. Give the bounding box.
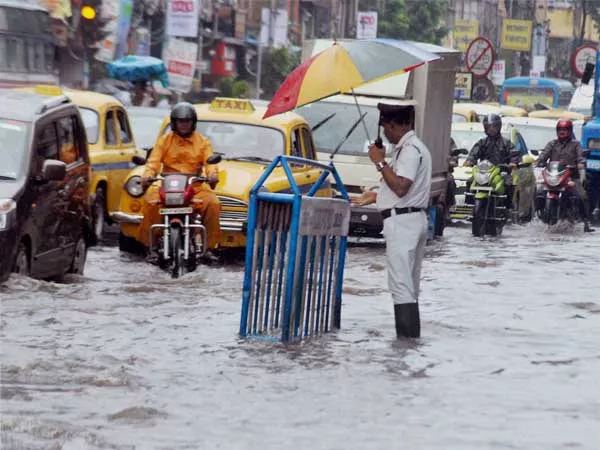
[240,155,350,342]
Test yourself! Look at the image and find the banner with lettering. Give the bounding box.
[166,0,199,38]
[501,19,532,52]
[163,37,198,93]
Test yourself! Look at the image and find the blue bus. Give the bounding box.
[499,77,574,110]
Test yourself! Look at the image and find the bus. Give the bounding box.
[0,1,58,88]
[499,77,574,111]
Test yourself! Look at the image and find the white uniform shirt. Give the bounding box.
[376,130,432,211]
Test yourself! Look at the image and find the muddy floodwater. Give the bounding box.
[1,222,600,449]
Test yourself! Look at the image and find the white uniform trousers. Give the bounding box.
[382,210,428,304]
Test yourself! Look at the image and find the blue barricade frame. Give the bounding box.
[240,155,350,342]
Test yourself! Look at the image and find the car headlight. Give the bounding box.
[125,176,144,198]
[0,198,16,231]
[546,174,561,187]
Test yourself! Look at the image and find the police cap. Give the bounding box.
[377,103,414,125]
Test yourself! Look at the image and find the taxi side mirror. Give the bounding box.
[206,154,222,165]
[42,159,66,181]
[132,155,147,165]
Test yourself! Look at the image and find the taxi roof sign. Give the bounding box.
[209,98,255,113]
[35,85,63,96]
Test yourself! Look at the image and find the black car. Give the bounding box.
[0,88,94,282]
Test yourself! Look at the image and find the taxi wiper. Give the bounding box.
[226,156,272,163]
[311,113,336,133]
[0,174,16,180]
[329,112,367,160]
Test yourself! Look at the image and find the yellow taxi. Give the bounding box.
[452,103,478,122]
[16,85,144,241]
[528,109,585,120]
[455,102,528,121]
[114,98,333,252]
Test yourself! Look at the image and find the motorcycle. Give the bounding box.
[133,154,222,278]
[535,161,581,226]
[465,160,509,237]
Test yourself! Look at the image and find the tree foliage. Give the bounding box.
[360,0,448,44]
[260,46,301,98]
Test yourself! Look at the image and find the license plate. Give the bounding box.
[455,196,466,206]
[159,207,193,215]
[586,159,600,170]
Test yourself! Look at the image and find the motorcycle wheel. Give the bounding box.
[169,226,184,279]
[544,198,558,225]
[472,198,487,237]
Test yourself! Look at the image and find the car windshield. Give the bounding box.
[451,129,511,153]
[512,125,555,151]
[129,114,165,148]
[0,119,29,179]
[79,107,99,144]
[296,101,392,156]
[165,121,285,160]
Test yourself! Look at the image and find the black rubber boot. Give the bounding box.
[394,303,421,338]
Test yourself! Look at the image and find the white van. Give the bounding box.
[296,94,415,237]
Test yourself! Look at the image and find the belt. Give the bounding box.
[381,207,426,219]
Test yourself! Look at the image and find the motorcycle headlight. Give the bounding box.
[165,193,185,206]
[125,176,144,198]
[0,198,17,231]
[546,174,561,187]
[476,172,490,185]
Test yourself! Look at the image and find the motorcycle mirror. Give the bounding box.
[206,154,222,165]
[451,148,469,157]
[132,155,147,165]
[529,149,540,156]
[583,149,591,157]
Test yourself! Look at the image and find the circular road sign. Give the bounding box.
[465,36,495,77]
[572,45,597,77]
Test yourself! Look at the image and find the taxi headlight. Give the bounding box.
[125,176,144,198]
[0,198,16,231]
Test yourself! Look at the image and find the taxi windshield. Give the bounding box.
[0,119,29,180]
[79,107,99,144]
[166,121,285,160]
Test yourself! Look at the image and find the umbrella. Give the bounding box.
[106,55,169,88]
[263,39,441,119]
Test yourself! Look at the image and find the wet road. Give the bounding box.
[1,223,600,449]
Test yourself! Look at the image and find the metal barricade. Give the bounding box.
[240,156,350,342]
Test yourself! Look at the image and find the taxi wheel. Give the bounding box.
[13,242,30,277]
[93,188,107,242]
[68,237,87,275]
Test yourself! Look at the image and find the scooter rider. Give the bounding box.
[463,113,521,209]
[138,102,223,261]
[534,118,595,233]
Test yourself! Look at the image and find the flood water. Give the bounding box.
[1,222,600,449]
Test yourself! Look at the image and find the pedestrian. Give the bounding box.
[351,104,432,338]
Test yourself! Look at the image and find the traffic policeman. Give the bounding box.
[352,104,431,338]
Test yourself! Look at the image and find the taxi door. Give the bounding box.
[290,125,331,196]
[103,108,138,215]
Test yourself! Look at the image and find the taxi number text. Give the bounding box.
[159,207,193,215]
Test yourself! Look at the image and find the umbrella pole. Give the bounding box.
[351,88,371,143]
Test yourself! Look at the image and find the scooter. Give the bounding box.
[465,159,509,237]
[536,161,581,226]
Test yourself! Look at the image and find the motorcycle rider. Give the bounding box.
[534,118,595,233]
[138,102,222,261]
[463,113,521,209]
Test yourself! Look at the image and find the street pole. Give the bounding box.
[256,37,262,99]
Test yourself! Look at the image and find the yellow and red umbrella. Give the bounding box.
[263,39,441,119]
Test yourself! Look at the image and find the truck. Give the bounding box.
[299,39,461,238]
[577,47,600,220]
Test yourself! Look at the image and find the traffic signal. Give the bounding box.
[79,0,109,56]
[81,5,96,20]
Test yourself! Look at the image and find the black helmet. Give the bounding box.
[482,113,502,137]
[170,102,197,136]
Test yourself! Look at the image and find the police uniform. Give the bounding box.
[375,104,432,338]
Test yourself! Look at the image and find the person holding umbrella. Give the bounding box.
[352,104,431,339]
